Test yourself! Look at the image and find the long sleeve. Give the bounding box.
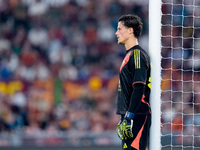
[128,83,145,114]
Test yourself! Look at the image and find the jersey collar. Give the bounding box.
[126,45,140,54]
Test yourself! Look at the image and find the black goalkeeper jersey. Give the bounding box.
[117,45,151,115]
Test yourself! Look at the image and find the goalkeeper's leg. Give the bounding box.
[121,114,151,150]
[139,114,151,150]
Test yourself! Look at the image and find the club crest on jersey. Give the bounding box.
[118,80,121,91]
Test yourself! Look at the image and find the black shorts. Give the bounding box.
[122,114,151,150]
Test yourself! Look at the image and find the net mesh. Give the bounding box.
[161,0,200,149]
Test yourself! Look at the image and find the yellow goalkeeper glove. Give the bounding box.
[121,111,135,139]
[116,115,124,140]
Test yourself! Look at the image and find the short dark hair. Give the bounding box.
[118,14,143,38]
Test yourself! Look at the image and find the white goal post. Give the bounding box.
[149,0,162,150]
[149,0,200,150]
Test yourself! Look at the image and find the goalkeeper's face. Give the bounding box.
[115,21,132,45]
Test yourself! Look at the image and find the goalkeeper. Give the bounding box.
[115,14,151,150]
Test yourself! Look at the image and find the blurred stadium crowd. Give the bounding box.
[0,0,200,147]
[0,0,148,147]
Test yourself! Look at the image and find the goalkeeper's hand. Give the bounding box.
[121,111,135,139]
[116,115,124,140]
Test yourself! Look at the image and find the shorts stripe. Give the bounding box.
[131,116,147,149]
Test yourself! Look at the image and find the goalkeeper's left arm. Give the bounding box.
[120,83,145,139]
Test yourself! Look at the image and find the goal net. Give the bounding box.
[160,0,200,149]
